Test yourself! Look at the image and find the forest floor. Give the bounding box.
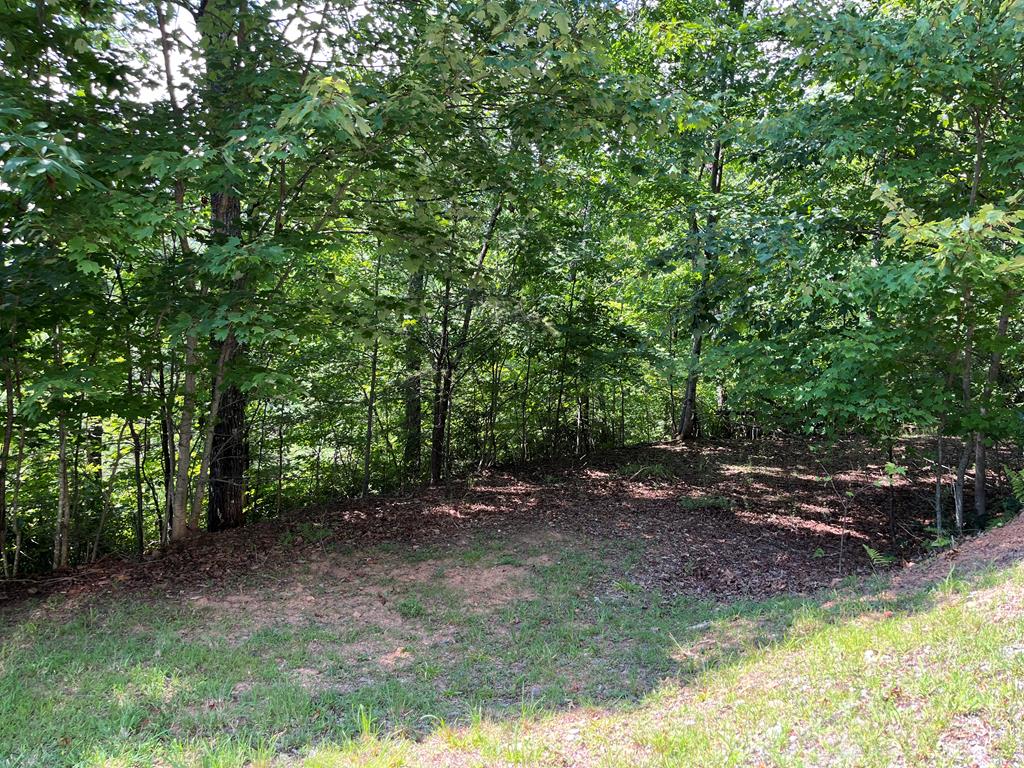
[2,438,1023,767]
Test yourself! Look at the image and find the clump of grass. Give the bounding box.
[395,597,426,619]
[619,462,675,481]
[281,521,332,546]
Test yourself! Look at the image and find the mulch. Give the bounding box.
[0,437,1011,611]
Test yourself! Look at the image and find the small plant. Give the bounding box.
[923,525,954,549]
[1005,465,1024,506]
[677,495,733,511]
[281,521,332,547]
[620,463,675,481]
[863,545,895,569]
[396,597,426,619]
[351,704,380,741]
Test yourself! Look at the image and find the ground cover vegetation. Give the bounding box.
[2,0,1024,764]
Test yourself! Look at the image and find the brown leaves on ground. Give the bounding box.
[0,437,967,615]
[891,512,1024,595]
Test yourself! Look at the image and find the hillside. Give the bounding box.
[2,441,1022,767]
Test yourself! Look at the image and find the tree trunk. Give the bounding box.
[678,331,703,440]
[973,309,1011,526]
[576,391,591,458]
[551,266,578,454]
[201,0,248,532]
[158,361,174,544]
[430,279,452,485]
[53,332,71,569]
[520,351,531,464]
[933,436,944,536]
[189,338,231,530]
[0,356,13,566]
[129,420,145,555]
[402,269,424,483]
[953,280,975,534]
[208,377,247,531]
[362,338,379,497]
[170,333,199,541]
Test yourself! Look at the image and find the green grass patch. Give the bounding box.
[2,541,1023,767]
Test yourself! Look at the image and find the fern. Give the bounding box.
[863,545,895,568]
[1006,465,1024,505]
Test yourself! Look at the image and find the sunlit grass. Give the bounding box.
[1,541,1022,767]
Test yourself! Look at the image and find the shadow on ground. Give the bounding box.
[1,438,1021,766]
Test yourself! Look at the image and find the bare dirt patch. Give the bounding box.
[891,513,1024,595]
[937,714,1004,768]
[389,559,536,608]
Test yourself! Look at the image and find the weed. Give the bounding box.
[396,597,426,619]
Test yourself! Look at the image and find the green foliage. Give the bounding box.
[1,0,1022,573]
[1006,466,1024,507]
[396,597,426,619]
[863,545,896,569]
[619,463,675,481]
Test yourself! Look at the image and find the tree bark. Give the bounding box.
[0,355,14,565]
[170,332,198,541]
[430,279,452,485]
[678,331,703,440]
[362,338,379,497]
[53,329,71,569]
[208,376,247,531]
[973,309,1012,525]
[201,0,249,532]
[402,269,424,482]
[189,338,231,530]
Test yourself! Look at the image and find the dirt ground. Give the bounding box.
[1,437,1016,612]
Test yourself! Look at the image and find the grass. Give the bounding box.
[618,462,676,481]
[1,535,1023,767]
[677,495,734,511]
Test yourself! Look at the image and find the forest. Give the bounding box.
[2,0,1024,765]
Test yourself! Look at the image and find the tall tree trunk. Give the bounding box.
[170,333,198,541]
[429,197,502,484]
[189,339,230,530]
[666,312,678,435]
[206,203,247,531]
[158,361,174,544]
[201,0,248,532]
[678,331,703,440]
[129,420,145,555]
[576,390,591,458]
[550,265,578,454]
[430,279,452,485]
[7,423,24,577]
[276,411,284,513]
[0,355,14,566]
[973,309,1011,526]
[675,0,740,437]
[965,105,990,526]
[362,338,379,498]
[209,377,247,531]
[933,436,944,536]
[402,269,424,483]
[520,351,531,464]
[53,329,71,569]
[953,282,975,534]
